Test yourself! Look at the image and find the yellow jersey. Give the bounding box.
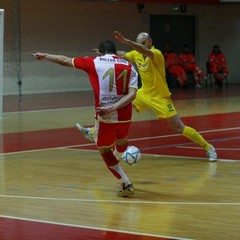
[125,46,171,98]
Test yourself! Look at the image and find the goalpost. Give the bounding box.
[0,9,4,119]
[0,0,22,115]
[0,10,3,170]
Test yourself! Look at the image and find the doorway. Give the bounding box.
[150,15,195,54]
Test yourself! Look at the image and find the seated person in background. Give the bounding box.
[163,44,188,87]
[208,45,229,87]
[179,44,207,89]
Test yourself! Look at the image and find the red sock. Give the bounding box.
[101,151,121,179]
[116,143,128,153]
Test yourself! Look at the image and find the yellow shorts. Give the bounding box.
[133,89,177,119]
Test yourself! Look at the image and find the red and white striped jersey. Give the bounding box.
[73,54,138,122]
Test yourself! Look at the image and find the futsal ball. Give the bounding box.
[122,146,141,166]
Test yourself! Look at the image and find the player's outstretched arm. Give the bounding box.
[113,31,154,59]
[31,53,73,67]
[117,51,127,59]
[92,49,102,56]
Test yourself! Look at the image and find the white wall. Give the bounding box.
[0,9,3,116]
[3,0,240,95]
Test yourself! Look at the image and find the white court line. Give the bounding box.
[0,146,237,162]
[1,126,239,162]
[0,214,192,240]
[3,106,92,114]
[0,194,239,206]
[129,126,240,142]
[0,143,95,156]
[179,146,240,151]
[199,126,240,133]
[149,153,239,162]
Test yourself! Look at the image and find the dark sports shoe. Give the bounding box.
[215,80,223,88]
[118,184,135,197]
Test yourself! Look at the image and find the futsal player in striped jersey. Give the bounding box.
[32,40,139,197]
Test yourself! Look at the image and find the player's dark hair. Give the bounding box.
[212,45,221,53]
[98,40,117,55]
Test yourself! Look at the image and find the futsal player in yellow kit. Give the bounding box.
[77,31,217,161]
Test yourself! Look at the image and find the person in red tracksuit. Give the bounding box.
[179,44,207,89]
[208,45,229,87]
[163,45,188,87]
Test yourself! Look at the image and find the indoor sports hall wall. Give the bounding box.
[2,0,240,95]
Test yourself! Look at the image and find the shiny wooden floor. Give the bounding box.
[0,84,240,240]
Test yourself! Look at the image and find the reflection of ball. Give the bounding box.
[122,146,141,166]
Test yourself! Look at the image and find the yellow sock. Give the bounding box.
[182,126,211,151]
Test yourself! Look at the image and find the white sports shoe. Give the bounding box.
[207,145,217,162]
[76,123,94,142]
[194,83,203,89]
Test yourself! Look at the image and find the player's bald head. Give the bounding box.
[136,32,152,49]
[136,32,151,43]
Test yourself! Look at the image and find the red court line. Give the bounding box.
[0,217,179,240]
[70,131,239,160]
[1,112,240,160]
